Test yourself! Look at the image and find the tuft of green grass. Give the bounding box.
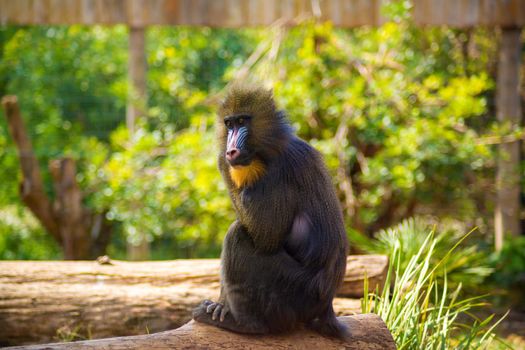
[352,217,493,291]
[362,227,510,350]
[55,324,92,343]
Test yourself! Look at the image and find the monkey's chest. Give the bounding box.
[233,188,257,212]
[239,189,255,205]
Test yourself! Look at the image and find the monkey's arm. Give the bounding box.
[284,212,313,264]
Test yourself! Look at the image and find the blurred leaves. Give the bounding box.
[490,235,525,291]
[251,20,495,234]
[147,27,259,128]
[0,26,254,258]
[0,206,61,259]
[0,4,510,259]
[354,217,493,290]
[91,120,232,257]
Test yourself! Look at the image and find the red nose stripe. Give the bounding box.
[227,128,238,151]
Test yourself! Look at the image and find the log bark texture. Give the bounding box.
[0,256,387,346]
[6,315,396,350]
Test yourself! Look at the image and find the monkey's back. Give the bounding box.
[259,136,349,329]
[283,137,348,277]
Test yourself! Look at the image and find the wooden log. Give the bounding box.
[340,254,388,296]
[0,255,387,296]
[0,256,386,346]
[5,315,396,350]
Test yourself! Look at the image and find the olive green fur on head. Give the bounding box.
[218,83,275,119]
[217,83,291,159]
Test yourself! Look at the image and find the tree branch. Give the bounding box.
[1,95,61,243]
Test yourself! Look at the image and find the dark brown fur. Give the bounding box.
[193,84,349,339]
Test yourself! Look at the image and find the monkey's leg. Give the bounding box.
[219,221,310,334]
[307,304,350,340]
[192,221,270,334]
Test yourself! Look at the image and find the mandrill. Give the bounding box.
[193,83,349,339]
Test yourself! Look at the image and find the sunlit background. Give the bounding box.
[1,0,524,348]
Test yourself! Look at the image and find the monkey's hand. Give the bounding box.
[193,299,230,322]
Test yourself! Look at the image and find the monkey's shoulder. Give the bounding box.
[288,136,318,155]
[280,137,329,178]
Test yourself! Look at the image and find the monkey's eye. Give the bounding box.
[238,118,244,125]
[225,120,233,129]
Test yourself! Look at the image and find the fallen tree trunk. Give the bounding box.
[0,256,387,346]
[0,255,387,296]
[6,315,396,350]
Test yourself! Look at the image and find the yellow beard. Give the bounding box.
[229,159,266,188]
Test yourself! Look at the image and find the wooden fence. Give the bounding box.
[1,0,524,28]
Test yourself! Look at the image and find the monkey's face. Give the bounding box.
[224,114,255,167]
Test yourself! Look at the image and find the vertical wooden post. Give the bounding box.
[127,25,150,259]
[495,27,522,251]
[127,26,147,134]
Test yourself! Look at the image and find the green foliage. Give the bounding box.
[362,227,508,349]
[353,218,493,290]
[0,4,509,261]
[0,25,128,210]
[147,27,259,128]
[55,324,91,342]
[490,236,525,291]
[0,206,61,260]
[91,120,232,258]
[0,26,256,259]
[2,26,128,139]
[253,20,494,233]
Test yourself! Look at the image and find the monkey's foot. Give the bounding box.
[192,300,269,335]
[193,300,228,323]
[204,300,230,321]
[308,316,351,341]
